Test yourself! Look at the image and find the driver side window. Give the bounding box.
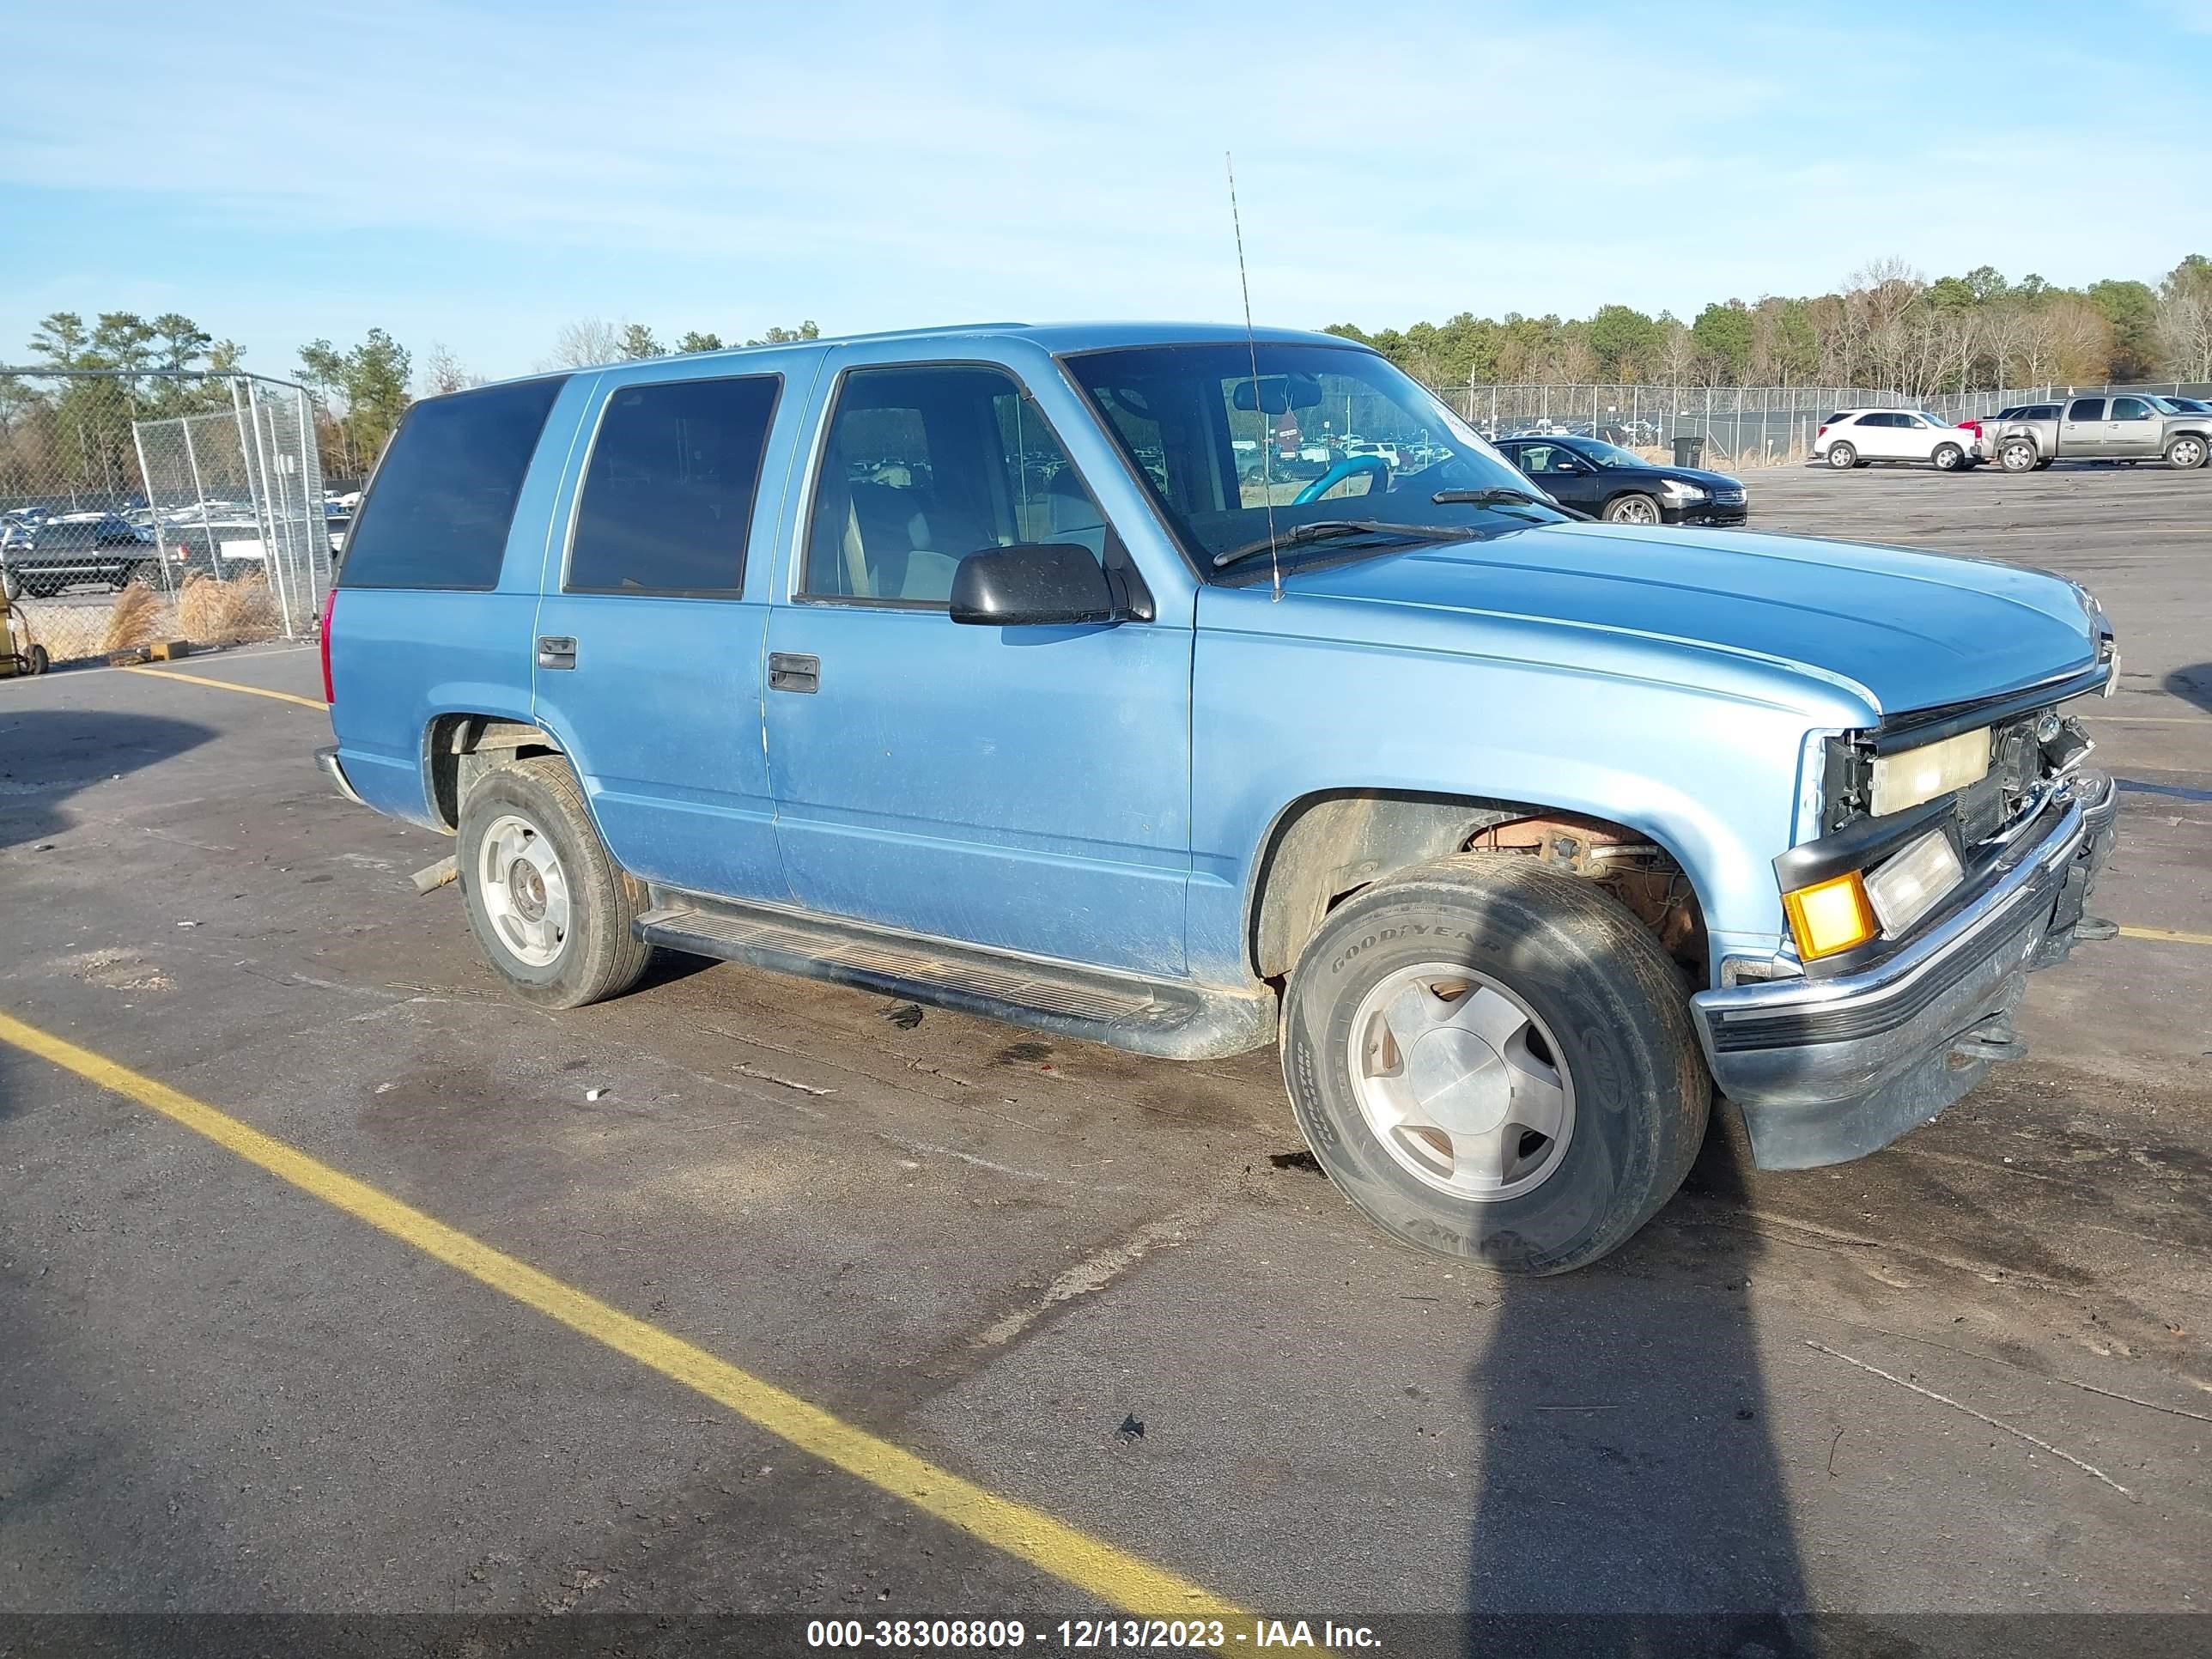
[801,364,1106,605]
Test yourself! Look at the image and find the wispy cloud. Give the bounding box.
[1,0,2204,375]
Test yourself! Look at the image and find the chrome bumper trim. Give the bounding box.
[316,744,368,808]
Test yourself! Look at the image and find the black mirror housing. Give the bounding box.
[949,543,1118,627]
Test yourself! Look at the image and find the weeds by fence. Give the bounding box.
[0,368,331,668]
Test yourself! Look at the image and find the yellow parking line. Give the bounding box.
[2118,926,2212,948]
[0,1009,1241,1620]
[118,665,328,711]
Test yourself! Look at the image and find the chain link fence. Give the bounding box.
[1432,380,2212,469]
[0,368,332,671]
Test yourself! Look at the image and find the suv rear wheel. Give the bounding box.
[457,754,652,1008]
[1825,441,1856,469]
[1281,854,1710,1274]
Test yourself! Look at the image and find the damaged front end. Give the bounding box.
[1689,678,2119,1171]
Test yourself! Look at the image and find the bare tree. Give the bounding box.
[1655,319,1697,387]
[421,343,482,396]
[544,319,624,370]
[2156,258,2212,380]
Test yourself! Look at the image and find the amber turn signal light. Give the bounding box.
[1782,872,1879,961]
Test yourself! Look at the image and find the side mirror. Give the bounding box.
[949,543,1117,627]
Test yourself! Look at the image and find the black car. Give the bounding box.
[0,513,163,599]
[1493,435,1747,526]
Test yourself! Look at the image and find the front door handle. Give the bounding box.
[769,651,819,694]
[538,635,577,671]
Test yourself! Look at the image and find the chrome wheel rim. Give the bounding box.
[1828,447,1852,468]
[1346,963,1576,1202]
[1613,497,1657,524]
[477,811,570,968]
[2176,439,2205,468]
[2003,443,2033,470]
[1934,447,1959,470]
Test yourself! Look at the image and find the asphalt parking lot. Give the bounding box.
[2,465,2208,1655]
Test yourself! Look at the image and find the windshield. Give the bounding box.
[1060,343,1564,575]
[1564,438,1645,469]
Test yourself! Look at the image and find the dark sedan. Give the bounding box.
[0,513,166,599]
[1494,435,1747,526]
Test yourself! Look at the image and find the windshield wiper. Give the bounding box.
[1212,519,1471,571]
[1431,485,1591,522]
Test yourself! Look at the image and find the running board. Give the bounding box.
[635,891,1276,1061]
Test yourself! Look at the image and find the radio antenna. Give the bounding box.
[1226,150,1281,600]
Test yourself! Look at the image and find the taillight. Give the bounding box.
[319,586,337,706]
[1816,424,1828,438]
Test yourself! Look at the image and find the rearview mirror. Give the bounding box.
[1231,374,1324,415]
[949,543,1117,627]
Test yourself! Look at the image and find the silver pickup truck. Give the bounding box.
[1989,393,2212,472]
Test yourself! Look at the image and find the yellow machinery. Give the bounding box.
[0,589,50,677]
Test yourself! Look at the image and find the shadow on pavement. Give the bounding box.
[2161,662,2212,715]
[1462,1114,1807,1656]
[0,707,215,851]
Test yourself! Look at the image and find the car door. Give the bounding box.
[529,360,807,902]
[1850,412,1896,459]
[2105,395,2160,458]
[1514,442,1602,513]
[2061,397,2106,457]
[761,350,1192,977]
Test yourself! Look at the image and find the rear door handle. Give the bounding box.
[538,635,577,670]
[769,651,819,694]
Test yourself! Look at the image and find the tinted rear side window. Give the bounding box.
[338,376,568,590]
[566,374,781,594]
[2068,398,2106,422]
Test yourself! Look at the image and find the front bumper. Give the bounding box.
[315,744,368,807]
[1691,769,2118,1170]
[1664,501,1747,527]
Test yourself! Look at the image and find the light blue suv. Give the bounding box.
[319,323,2119,1273]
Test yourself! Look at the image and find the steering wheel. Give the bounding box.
[1291,453,1390,506]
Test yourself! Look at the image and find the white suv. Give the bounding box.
[1814,409,1981,472]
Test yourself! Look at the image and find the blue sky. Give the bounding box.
[3,0,2208,384]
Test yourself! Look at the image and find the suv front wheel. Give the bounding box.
[457,755,652,1008]
[1281,854,1710,1274]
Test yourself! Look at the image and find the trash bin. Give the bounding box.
[1672,435,1705,469]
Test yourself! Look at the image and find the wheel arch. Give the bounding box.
[1247,787,1713,985]
[422,712,568,832]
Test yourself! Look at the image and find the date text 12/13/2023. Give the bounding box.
[804,1618,1383,1649]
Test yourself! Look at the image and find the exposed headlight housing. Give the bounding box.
[1658,477,1709,503]
[1869,726,1990,817]
[1863,829,1966,936]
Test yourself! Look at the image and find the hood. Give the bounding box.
[1603,463,1741,490]
[1275,522,2100,718]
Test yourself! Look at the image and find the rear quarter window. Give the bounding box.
[337,375,568,590]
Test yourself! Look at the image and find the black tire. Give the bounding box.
[1825,441,1856,469]
[1601,493,1662,526]
[1930,442,1965,471]
[24,643,47,675]
[457,753,652,1009]
[1281,854,1711,1275]
[2166,434,2209,471]
[2033,457,2054,471]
